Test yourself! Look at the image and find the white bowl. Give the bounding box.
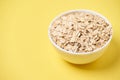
[48,9,113,64]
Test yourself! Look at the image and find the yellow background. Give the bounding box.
[0,0,120,80]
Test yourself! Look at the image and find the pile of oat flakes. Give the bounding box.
[50,11,112,53]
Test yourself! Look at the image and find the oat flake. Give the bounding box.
[50,11,112,53]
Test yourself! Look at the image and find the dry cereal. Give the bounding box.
[50,11,112,53]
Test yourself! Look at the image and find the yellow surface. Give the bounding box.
[0,0,120,80]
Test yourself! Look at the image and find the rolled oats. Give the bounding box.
[50,11,112,53]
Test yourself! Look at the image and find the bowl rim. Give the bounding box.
[48,9,113,55]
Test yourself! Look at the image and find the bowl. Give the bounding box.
[48,9,113,64]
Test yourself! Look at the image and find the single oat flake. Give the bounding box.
[50,11,112,53]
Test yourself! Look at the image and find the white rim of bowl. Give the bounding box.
[48,9,113,55]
